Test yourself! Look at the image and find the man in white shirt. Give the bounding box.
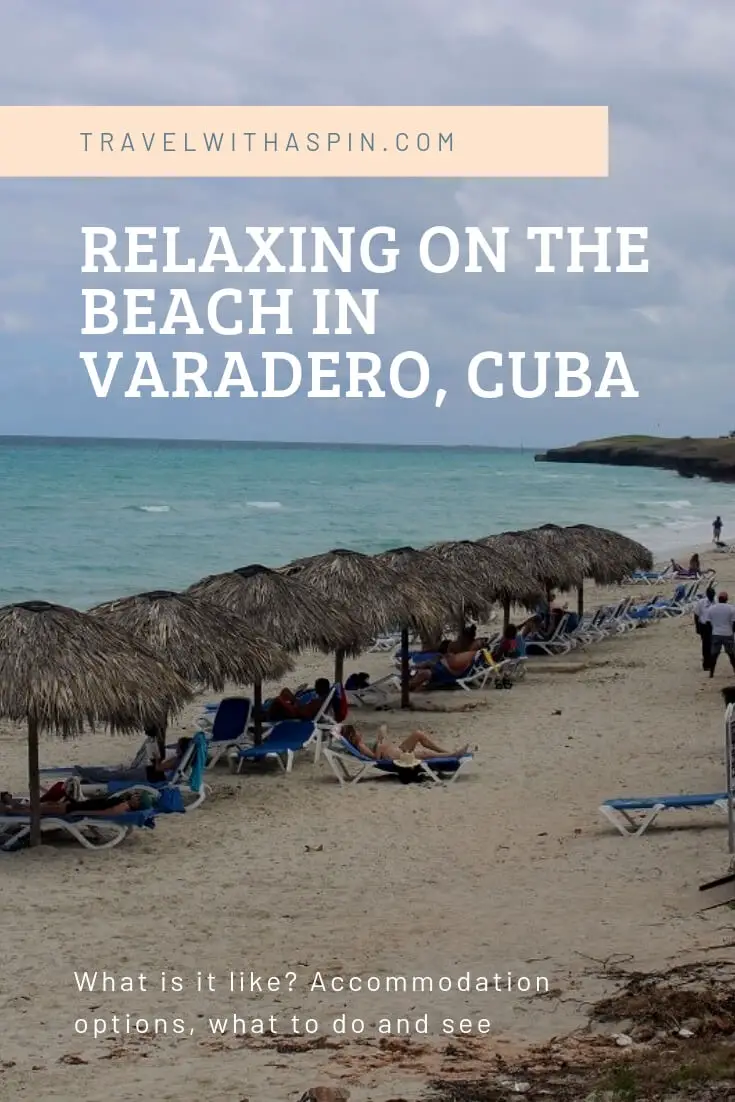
[694,586,716,670]
[701,591,735,677]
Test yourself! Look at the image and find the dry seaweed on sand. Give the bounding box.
[590,959,735,1038]
[424,960,735,1102]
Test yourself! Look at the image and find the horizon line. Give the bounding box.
[0,432,542,452]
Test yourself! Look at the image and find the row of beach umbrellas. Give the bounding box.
[0,523,652,846]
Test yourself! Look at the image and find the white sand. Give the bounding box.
[2,548,734,1101]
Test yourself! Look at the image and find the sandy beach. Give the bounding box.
[2,546,734,1101]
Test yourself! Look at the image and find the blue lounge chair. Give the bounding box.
[200,697,252,768]
[89,731,209,810]
[599,793,728,837]
[322,734,473,786]
[230,720,318,774]
[0,808,158,851]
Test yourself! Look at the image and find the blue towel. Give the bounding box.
[155,788,186,813]
[189,731,207,792]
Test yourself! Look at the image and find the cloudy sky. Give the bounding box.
[0,0,733,447]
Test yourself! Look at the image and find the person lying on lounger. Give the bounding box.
[341,723,469,761]
[0,788,145,816]
[260,677,332,721]
[407,648,481,690]
[73,735,191,785]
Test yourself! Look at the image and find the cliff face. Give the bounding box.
[535,436,735,482]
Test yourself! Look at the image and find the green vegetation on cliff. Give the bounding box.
[536,435,735,482]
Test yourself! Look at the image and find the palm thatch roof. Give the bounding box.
[186,564,367,654]
[568,524,653,578]
[0,600,191,735]
[372,546,469,622]
[89,589,292,689]
[530,524,597,584]
[279,548,443,636]
[478,529,585,592]
[423,539,543,609]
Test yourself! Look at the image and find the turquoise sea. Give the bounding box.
[2,437,735,609]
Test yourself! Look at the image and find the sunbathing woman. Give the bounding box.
[342,723,470,761]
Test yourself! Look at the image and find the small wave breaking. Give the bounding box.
[247,500,283,510]
[638,499,693,510]
[133,505,171,513]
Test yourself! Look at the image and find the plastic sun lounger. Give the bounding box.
[200,697,252,768]
[455,653,527,690]
[230,720,318,774]
[39,733,152,778]
[369,632,403,652]
[322,735,473,786]
[0,808,158,851]
[347,672,400,707]
[83,733,209,811]
[599,793,728,838]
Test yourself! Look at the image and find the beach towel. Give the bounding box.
[189,731,207,793]
[332,684,349,723]
[153,788,185,813]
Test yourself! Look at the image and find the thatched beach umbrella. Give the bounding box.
[567,525,653,614]
[478,530,584,627]
[528,524,596,616]
[187,564,366,737]
[373,546,469,707]
[0,600,192,847]
[280,548,443,683]
[530,524,652,615]
[423,539,542,621]
[89,590,292,750]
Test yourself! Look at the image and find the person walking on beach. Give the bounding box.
[713,516,723,543]
[694,585,716,670]
[701,591,735,678]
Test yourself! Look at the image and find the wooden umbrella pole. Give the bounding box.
[334,648,345,685]
[577,582,585,618]
[502,598,511,631]
[400,626,410,709]
[253,680,263,745]
[28,716,41,848]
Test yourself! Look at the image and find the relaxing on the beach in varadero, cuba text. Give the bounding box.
[79,129,455,155]
[79,223,645,403]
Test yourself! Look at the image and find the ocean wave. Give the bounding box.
[638,499,693,510]
[132,505,171,513]
[247,500,283,510]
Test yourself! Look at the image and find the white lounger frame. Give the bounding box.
[599,798,728,838]
[0,814,143,851]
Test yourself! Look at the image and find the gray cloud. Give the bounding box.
[0,0,732,444]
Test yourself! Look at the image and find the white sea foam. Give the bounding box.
[247,500,283,510]
[135,505,170,513]
[639,499,693,510]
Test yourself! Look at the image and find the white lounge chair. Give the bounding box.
[599,793,728,837]
[0,807,158,851]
